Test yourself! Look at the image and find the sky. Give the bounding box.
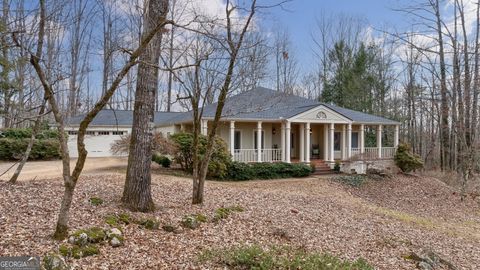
[262,0,411,74]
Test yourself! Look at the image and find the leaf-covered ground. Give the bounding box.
[0,171,479,269]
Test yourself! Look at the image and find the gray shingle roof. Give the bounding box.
[67,109,183,126]
[157,87,398,125]
[68,87,399,127]
[321,103,400,124]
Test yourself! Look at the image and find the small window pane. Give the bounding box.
[334,132,341,151]
[352,132,359,148]
[234,131,241,150]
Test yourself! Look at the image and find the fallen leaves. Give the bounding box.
[0,173,479,269]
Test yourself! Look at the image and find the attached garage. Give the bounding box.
[66,110,182,157]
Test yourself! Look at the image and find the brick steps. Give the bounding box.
[310,159,335,175]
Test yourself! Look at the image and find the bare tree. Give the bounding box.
[122,0,169,212]
[20,0,173,239]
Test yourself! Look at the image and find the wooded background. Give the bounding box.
[0,0,479,178]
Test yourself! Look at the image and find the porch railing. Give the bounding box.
[363,147,378,159]
[381,147,396,159]
[350,147,397,160]
[233,149,282,163]
[351,147,361,157]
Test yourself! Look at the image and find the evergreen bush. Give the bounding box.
[170,132,231,178]
[394,143,423,173]
[224,162,312,181]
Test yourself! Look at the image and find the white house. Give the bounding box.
[67,87,400,173]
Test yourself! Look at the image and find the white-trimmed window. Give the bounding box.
[98,131,110,135]
[86,131,95,135]
[352,132,359,148]
[112,131,124,135]
[334,132,341,151]
[234,130,241,150]
[254,130,265,150]
[68,131,78,135]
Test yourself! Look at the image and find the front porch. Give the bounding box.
[194,120,399,164]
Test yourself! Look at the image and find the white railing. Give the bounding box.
[351,147,361,157]
[381,147,396,159]
[363,147,379,159]
[233,149,282,163]
[262,149,282,162]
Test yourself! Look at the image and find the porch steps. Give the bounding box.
[310,160,335,175]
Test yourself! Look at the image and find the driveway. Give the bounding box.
[0,157,128,181]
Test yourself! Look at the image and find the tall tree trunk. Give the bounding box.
[472,0,480,144]
[122,0,168,212]
[433,0,450,171]
[166,1,175,112]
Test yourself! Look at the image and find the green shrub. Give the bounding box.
[335,175,367,187]
[59,244,99,259]
[170,132,231,178]
[394,143,424,173]
[152,154,171,168]
[333,161,341,172]
[226,162,255,180]
[138,218,160,230]
[225,162,311,181]
[181,214,208,229]
[0,128,60,139]
[213,206,244,221]
[71,227,106,243]
[88,197,103,206]
[199,245,374,270]
[105,213,131,226]
[0,137,61,160]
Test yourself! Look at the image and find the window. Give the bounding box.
[68,131,78,135]
[86,131,95,135]
[98,131,110,135]
[334,132,341,151]
[112,131,124,135]
[254,130,265,150]
[351,132,359,148]
[234,131,241,150]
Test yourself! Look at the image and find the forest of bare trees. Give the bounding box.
[0,0,479,234]
[0,0,479,170]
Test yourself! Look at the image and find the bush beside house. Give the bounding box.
[225,162,312,181]
[152,154,171,168]
[170,132,231,179]
[394,143,424,173]
[0,128,61,160]
[170,132,312,181]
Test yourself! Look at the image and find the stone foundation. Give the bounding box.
[337,159,399,174]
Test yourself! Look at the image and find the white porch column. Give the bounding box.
[201,120,208,135]
[230,121,235,158]
[394,125,399,148]
[305,122,311,163]
[285,121,291,163]
[323,124,328,160]
[341,125,346,160]
[299,123,305,162]
[281,122,286,162]
[347,123,352,158]
[180,123,185,132]
[257,121,262,162]
[360,124,365,154]
[377,125,383,158]
[329,123,335,162]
